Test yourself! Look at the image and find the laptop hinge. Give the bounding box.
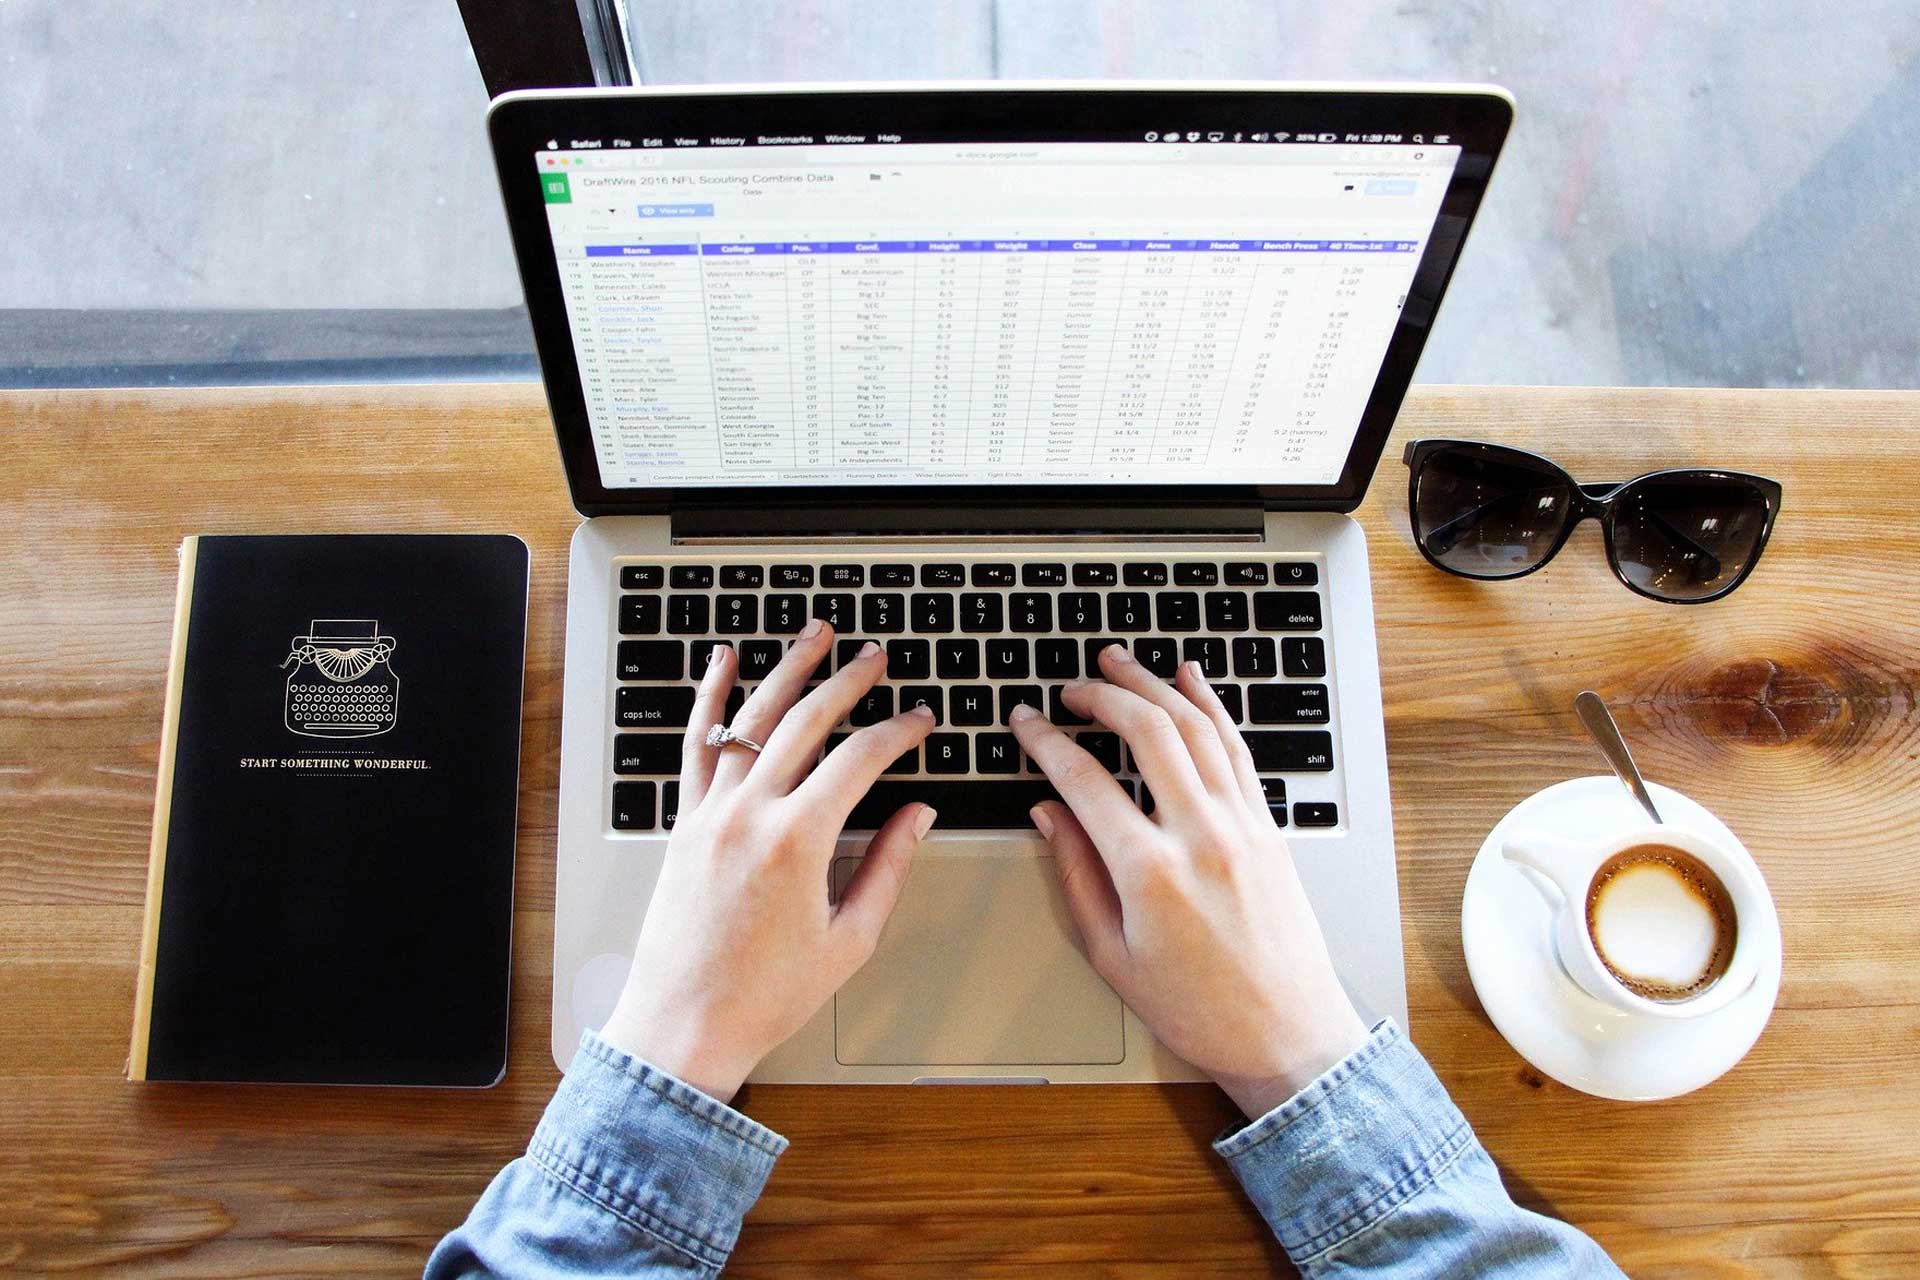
[669,503,1266,544]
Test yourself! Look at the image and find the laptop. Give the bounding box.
[486,82,1512,1081]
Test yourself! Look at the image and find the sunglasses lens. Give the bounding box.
[1413,446,1577,578]
[1611,476,1772,601]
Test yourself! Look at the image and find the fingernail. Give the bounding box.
[1010,702,1040,724]
[705,646,721,668]
[909,701,936,719]
[1106,643,1132,663]
[859,640,882,658]
[800,617,825,639]
[1030,805,1055,839]
[1183,660,1202,680]
[913,806,938,839]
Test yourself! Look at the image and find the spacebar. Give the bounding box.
[845,781,1061,830]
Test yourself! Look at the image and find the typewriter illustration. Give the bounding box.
[281,619,399,739]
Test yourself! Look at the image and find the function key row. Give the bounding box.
[621,560,1318,591]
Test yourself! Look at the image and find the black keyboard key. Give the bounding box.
[922,563,966,586]
[986,639,1029,679]
[851,686,894,725]
[1084,638,1127,671]
[872,563,915,587]
[960,593,1004,633]
[1183,636,1227,678]
[690,639,731,672]
[972,563,1017,587]
[1274,562,1319,586]
[1210,683,1244,722]
[715,593,758,634]
[1035,639,1079,679]
[1261,778,1287,804]
[1049,686,1092,726]
[1232,636,1277,678]
[764,593,807,634]
[1123,562,1169,586]
[1000,685,1043,723]
[912,593,955,633]
[721,564,763,588]
[812,593,855,631]
[886,639,931,680]
[1077,731,1122,772]
[1249,683,1330,724]
[845,780,1062,830]
[1245,731,1334,772]
[862,594,905,634]
[739,640,783,681]
[936,639,980,679]
[977,732,1021,773]
[668,595,711,634]
[621,564,664,590]
[771,564,814,589]
[614,733,681,775]
[1107,592,1151,632]
[612,781,655,830]
[618,640,684,681]
[661,781,681,831]
[1058,592,1102,632]
[950,685,995,726]
[1255,591,1322,631]
[1134,637,1178,677]
[1224,562,1268,586]
[1023,563,1068,586]
[1140,783,1155,815]
[926,733,970,774]
[670,565,714,589]
[619,594,662,635]
[1282,637,1328,678]
[899,685,943,723]
[617,686,696,728]
[1205,591,1250,631]
[886,747,918,776]
[836,638,866,669]
[1008,592,1052,632]
[1294,802,1339,827]
[1173,562,1218,586]
[725,687,745,719]
[1155,592,1199,632]
[822,564,865,588]
[1073,563,1118,586]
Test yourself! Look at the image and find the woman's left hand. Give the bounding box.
[599,618,937,1102]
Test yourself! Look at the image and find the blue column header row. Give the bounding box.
[585,238,1420,257]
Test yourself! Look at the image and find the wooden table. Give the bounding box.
[3,384,1916,1277]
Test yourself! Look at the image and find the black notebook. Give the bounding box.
[130,534,529,1085]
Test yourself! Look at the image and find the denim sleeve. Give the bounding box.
[426,1031,787,1279]
[1215,1021,1624,1278]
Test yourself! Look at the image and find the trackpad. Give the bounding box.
[831,851,1125,1067]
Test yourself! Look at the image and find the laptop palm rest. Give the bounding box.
[830,850,1125,1069]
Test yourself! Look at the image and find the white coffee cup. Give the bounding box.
[1501,822,1771,1020]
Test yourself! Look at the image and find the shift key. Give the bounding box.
[1243,730,1334,772]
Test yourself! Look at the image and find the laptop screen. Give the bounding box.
[533,133,1460,491]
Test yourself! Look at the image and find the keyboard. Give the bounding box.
[607,557,1339,833]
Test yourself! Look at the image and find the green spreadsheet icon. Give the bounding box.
[542,172,571,203]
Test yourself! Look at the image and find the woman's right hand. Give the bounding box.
[1010,644,1368,1122]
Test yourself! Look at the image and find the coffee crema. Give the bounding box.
[1584,844,1736,1002]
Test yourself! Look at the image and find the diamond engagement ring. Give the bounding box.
[704,723,764,753]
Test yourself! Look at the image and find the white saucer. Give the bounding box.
[1460,776,1782,1101]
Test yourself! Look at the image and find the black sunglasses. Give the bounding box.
[1401,439,1782,604]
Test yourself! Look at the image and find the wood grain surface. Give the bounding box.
[1,383,1915,1278]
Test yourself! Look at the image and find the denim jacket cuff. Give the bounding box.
[527,1029,789,1272]
[1212,1019,1478,1264]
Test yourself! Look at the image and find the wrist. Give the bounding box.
[599,999,758,1104]
[1214,1008,1369,1122]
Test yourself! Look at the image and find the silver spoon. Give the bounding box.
[1574,690,1664,825]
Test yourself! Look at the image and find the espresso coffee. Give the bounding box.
[1584,844,1737,1002]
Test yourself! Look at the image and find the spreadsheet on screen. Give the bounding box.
[537,139,1460,489]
